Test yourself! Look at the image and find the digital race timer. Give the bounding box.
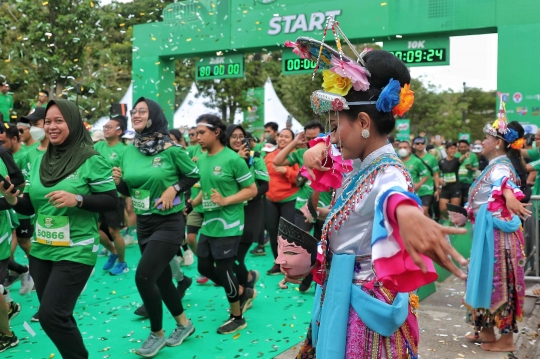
[281,51,320,76]
[388,48,446,64]
[195,54,245,81]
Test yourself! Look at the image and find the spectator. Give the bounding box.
[30,90,49,111]
[0,82,13,123]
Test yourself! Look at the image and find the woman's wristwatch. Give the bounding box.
[76,195,83,208]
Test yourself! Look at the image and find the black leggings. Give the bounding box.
[234,197,264,285]
[8,258,28,274]
[265,199,296,258]
[294,210,324,240]
[198,255,240,303]
[29,256,93,359]
[234,242,251,286]
[136,241,184,332]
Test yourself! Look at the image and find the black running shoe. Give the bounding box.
[217,316,247,334]
[3,273,20,290]
[31,312,39,322]
[0,331,18,353]
[249,245,266,256]
[176,276,193,300]
[134,305,149,318]
[266,264,281,276]
[299,273,313,293]
[239,287,257,314]
[245,270,259,289]
[7,302,21,322]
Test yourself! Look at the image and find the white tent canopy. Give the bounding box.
[91,82,134,131]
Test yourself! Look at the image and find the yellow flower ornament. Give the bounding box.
[322,70,352,97]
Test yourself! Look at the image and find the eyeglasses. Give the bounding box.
[18,129,25,134]
[414,142,425,145]
[103,125,120,130]
[230,135,245,140]
[129,109,148,116]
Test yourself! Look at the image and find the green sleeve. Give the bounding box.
[172,147,200,179]
[253,157,269,182]
[85,155,117,193]
[528,149,540,161]
[469,155,479,168]
[426,155,439,173]
[286,150,304,166]
[233,156,255,188]
[530,159,540,171]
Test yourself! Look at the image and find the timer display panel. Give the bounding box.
[195,54,245,80]
[384,37,450,67]
[281,51,321,76]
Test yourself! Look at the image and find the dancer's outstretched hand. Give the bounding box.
[396,204,468,279]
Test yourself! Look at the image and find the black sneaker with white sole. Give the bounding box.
[7,302,21,322]
[134,305,149,318]
[217,316,247,334]
[176,276,192,300]
[239,287,257,314]
[31,312,39,322]
[0,331,18,352]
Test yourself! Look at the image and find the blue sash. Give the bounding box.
[312,254,409,358]
[465,204,521,309]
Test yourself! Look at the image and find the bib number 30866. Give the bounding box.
[36,215,70,247]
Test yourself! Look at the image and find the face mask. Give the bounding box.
[264,133,273,141]
[398,149,409,158]
[29,126,45,141]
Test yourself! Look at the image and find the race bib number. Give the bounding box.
[36,214,70,246]
[458,168,468,177]
[202,191,220,211]
[132,189,150,212]
[444,173,457,183]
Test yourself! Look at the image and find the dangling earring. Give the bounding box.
[362,129,370,138]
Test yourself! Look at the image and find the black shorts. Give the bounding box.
[419,195,433,208]
[16,218,34,238]
[186,211,203,235]
[440,185,462,200]
[197,234,240,260]
[0,258,9,283]
[99,197,126,230]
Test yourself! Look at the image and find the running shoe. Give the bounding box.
[3,273,20,290]
[124,234,136,247]
[31,312,39,322]
[166,321,195,347]
[217,316,247,334]
[19,272,34,296]
[299,273,313,293]
[239,287,257,314]
[245,270,259,289]
[109,262,129,276]
[176,276,192,300]
[102,253,118,271]
[249,245,266,256]
[182,249,194,266]
[266,264,281,276]
[134,305,148,318]
[0,331,18,353]
[7,302,21,322]
[135,332,166,357]
[196,275,209,284]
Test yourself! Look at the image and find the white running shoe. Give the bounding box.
[176,256,184,266]
[124,234,137,247]
[182,249,194,266]
[19,272,34,296]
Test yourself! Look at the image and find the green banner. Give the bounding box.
[395,119,410,141]
[458,133,471,142]
[243,87,265,138]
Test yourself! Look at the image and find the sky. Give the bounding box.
[101,1,498,93]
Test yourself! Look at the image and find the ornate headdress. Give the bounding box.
[483,93,525,150]
[285,17,414,116]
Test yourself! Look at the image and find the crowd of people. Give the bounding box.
[0,22,533,359]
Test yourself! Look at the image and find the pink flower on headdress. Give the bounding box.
[284,40,310,59]
[300,136,353,192]
[329,56,370,92]
[331,98,343,111]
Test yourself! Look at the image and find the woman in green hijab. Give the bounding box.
[0,99,119,359]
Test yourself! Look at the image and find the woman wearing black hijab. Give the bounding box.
[0,100,119,359]
[112,97,200,357]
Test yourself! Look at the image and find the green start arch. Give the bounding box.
[132,0,540,129]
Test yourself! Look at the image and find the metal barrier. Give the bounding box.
[524,195,540,281]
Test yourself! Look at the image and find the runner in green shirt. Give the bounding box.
[0,82,13,123]
[398,141,431,206]
[114,98,200,356]
[19,108,48,168]
[94,115,130,275]
[30,90,49,111]
[457,140,478,205]
[0,100,119,358]
[413,136,440,217]
[191,114,257,335]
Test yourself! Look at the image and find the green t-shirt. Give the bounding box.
[12,146,33,220]
[528,149,540,196]
[122,145,199,216]
[403,156,430,197]
[25,142,40,151]
[287,149,333,210]
[416,152,439,197]
[94,141,127,168]
[28,155,116,266]
[0,159,14,260]
[26,145,46,168]
[251,156,269,183]
[0,93,13,122]
[187,144,205,213]
[198,147,255,238]
[459,153,479,185]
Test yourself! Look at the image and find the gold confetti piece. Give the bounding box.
[186,38,192,42]
[140,12,145,16]
[120,23,125,27]
[49,354,55,359]
[4,59,10,63]
[381,2,387,5]
[42,1,48,5]
[458,354,465,357]
[90,1,94,7]
[151,37,156,41]
[243,10,248,13]
[111,291,116,295]
[155,62,161,65]
[233,333,240,340]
